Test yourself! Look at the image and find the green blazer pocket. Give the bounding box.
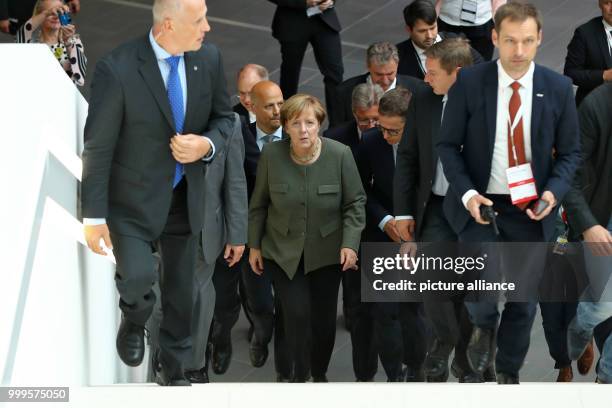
[270,183,289,193]
[320,218,341,238]
[318,184,340,194]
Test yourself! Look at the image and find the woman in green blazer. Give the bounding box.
[248,94,366,382]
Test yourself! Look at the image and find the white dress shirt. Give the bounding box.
[413,34,443,74]
[604,18,612,57]
[439,0,493,26]
[255,125,283,151]
[461,60,535,208]
[367,75,397,92]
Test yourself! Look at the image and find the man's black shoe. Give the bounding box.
[483,365,497,382]
[249,340,269,367]
[496,372,519,384]
[450,359,484,383]
[116,316,145,367]
[184,367,209,383]
[405,365,425,382]
[424,338,453,382]
[467,327,495,374]
[312,375,328,382]
[156,368,192,386]
[276,373,291,382]
[211,342,232,375]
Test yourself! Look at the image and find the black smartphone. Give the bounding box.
[530,198,549,215]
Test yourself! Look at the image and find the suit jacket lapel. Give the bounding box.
[484,63,498,156]
[598,19,612,67]
[430,94,443,171]
[531,65,545,156]
[183,52,203,132]
[138,39,175,130]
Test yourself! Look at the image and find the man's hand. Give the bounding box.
[170,134,211,163]
[249,248,264,275]
[467,194,494,224]
[224,244,245,267]
[306,0,320,6]
[583,225,612,256]
[68,0,81,14]
[526,191,556,221]
[340,247,358,271]
[0,20,10,34]
[318,0,334,11]
[383,219,402,243]
[84,224,113,256]
[396,219,416,242]
[603,68,612,82]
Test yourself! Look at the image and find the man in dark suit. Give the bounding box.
[241,80,292,381]
[268,0,343,122]
[396,0,484,79]
[358,87,428,382]
[395,38,483,383]
[81,0,233,386]
[563,82,612,384]
[564,0,612,106]
[323,82,383,382]
[330,41,423,127]
[232,63,269,123]
[436,3,580,384]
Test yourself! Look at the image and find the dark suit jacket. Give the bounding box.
[436,61,581,241]
[394,85,444,238]
[396,32,485,79]
[563,83,612,238]
[81,35,233,240]
[564,17,612,106]
[267,0,341,42]
[331,73,423,127]
[358,128,395,242]
[233,102,250,122]
[201,114,248,264]
[323,120,361,159]
[248,138,366,277]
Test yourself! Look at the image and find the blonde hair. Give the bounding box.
[280,94,327,128]
[33,0,52,16]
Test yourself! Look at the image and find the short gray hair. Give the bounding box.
[351,83,384,113]
[237,64,269,82]
[366,42,399,66]
[152,0,183,24]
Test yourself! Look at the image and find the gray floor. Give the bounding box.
[1,0,603,382]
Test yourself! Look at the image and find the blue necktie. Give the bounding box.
[166,56,184,188]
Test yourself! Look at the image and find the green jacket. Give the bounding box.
[248,137,366,279]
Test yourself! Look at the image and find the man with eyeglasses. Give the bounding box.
[233,64,269,124]
[322,82,383,382]
[330,41,423,127]
[357,87,428,382]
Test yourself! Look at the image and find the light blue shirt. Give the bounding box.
[255,125,283,151]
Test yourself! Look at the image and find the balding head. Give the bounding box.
[237,64,269,112]
[250,81,284,134]
[152,0,210,54]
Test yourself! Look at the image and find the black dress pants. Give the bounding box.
[265,258,342,381]
[437,18,495,61]
[111,178,197,378]
[278,19,343,122]
[210,255,244,349]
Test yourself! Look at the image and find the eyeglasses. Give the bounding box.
[357,118,379,126]
[376,124,402,137]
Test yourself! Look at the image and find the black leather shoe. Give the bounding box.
[425,338,453,382]
[467,327,495,374]
[156,368,192,386]
[211,342,232,375]
[312,375,328,382]
[483,365,497,382]
[116,316,145,367]
[184,367,209,384]
[387,366,407,382]
[496,372,519,384]
[567,317,593,361]
[450,360,484,383]
[276,373,291,382]
[405,366,425,382]
[249,340,269,367]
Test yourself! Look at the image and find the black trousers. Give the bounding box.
[420,194,473,371]
[210,255,244,348]
[460,194,543,376]
[438,18,495,61]
[343,266,378,380]
[111,178,197,378]
[540,302,577,368]
[372,302,428,380]
[265,258,342,381]
[242,253,291,377]
[278,19,343,122]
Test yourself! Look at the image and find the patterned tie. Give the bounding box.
[508,81,530,209]
[166,56,184,188]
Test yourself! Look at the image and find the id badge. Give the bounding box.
[460,0,478,24]
[553,231,569,255]
[506,163,538,205]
